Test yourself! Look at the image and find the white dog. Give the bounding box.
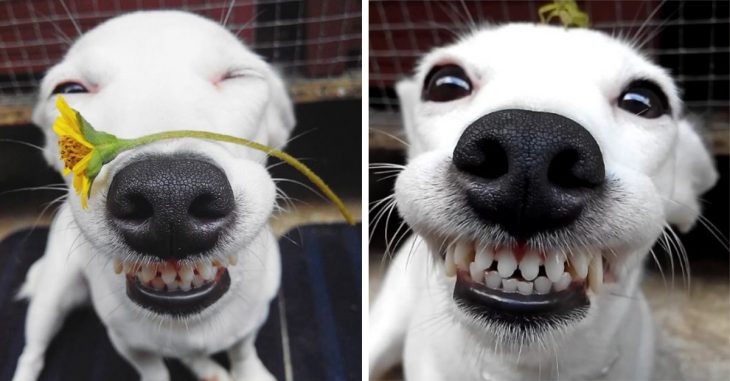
[13,11,294,381]
[369,24,718,380]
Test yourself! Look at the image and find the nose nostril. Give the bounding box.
[548,150,600,189]
[189,193,231,222]
[459,139,509,180]
[115,193,154,224]
[548,150,582,189]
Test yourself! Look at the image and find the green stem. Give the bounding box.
[122,130,355,225]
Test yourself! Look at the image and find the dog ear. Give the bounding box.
[659,118,718,232]
[262,67,295,149]
[396,78,422,156]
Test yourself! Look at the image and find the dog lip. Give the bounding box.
[126,268,230,316]
[453,271,589,322]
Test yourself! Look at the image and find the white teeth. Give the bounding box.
[474,244,494,270]
[192,275,205,288]
[545,251,565,282]
[554,273,572,291]
[151,278,165,290]
[517,281,533,295]
[502,278,518,292]
[453,242,473,271]
[113,259,123,274]
[179,266,194,284]
[519,251,541,281]
[469,262,485,283]
[445,245,457,277]
[588,254,603,293]
[166,281,179,291]
[228,255,238,266]
[534,276,552,294]
[161,263,177,285]
[123,261,133,274]
[569,253,589,279]
[196,262,215,281]
[140,265,156,283]
[442,241,607,296]
[179,280,192,291]
[485,271,502,289]
[496,248,517,278]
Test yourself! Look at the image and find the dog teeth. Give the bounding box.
[474,244,494,270]
[569,252,589,279]
[544,251,565,282]
[519,250,540,281]
[441,241,607,296]
[534,276,552,294]
[115,256,231,292]
[453,241,473,271]
[485,271,502,289]
[228,255,238,266]
[151,278,165,291]
[496,248,517,278]
[469,262,483,282]
[140,265,156,283]
[554,273,572,292]
[113,259,123,274]
[502,278,518,292]
[517,280,533,295]
[588,254,604,293]
[196,262,216,281]
[160,263,177,284]
[179,265,194,284]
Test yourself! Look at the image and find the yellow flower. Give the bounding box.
[53,96,97,208]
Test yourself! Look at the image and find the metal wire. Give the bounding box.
[0,0,362,104]
[369,0,729,127]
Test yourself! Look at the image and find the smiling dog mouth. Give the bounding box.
[441,241,610,325]
[113,256,236,315]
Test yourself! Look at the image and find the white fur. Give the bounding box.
[13,11,294,381]
[370,24,718,380]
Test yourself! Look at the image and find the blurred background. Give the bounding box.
[0,0,362,239]
[368,1,728,380]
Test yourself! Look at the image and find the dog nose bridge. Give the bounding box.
[452,109,606,239]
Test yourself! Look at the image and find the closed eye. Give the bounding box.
[51,81,89,95]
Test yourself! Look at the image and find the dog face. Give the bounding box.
[395,24,717,345]
[33,11,294,317]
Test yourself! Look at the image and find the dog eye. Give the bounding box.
[51,82,89,95]
[422,65,473,102]
[618,81,669,119]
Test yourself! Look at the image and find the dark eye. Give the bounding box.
[51,82,88,95]
[617,80,669,119]
[422,65,473,102]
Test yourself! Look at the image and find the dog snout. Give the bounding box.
[107,155,235,258]
[452,109,605,240]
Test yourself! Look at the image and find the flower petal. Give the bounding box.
[71,151,93,174]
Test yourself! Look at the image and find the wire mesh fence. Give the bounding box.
[369,0,729,151]
[0,0,362,112]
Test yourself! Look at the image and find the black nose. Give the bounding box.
[452,109,605,240]
[107,156,235,259]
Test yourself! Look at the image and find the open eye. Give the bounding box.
[422,64,473,102]
[617,80,669,119]
[51,81,89,95]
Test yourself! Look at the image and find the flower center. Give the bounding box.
[59,136,91,170]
